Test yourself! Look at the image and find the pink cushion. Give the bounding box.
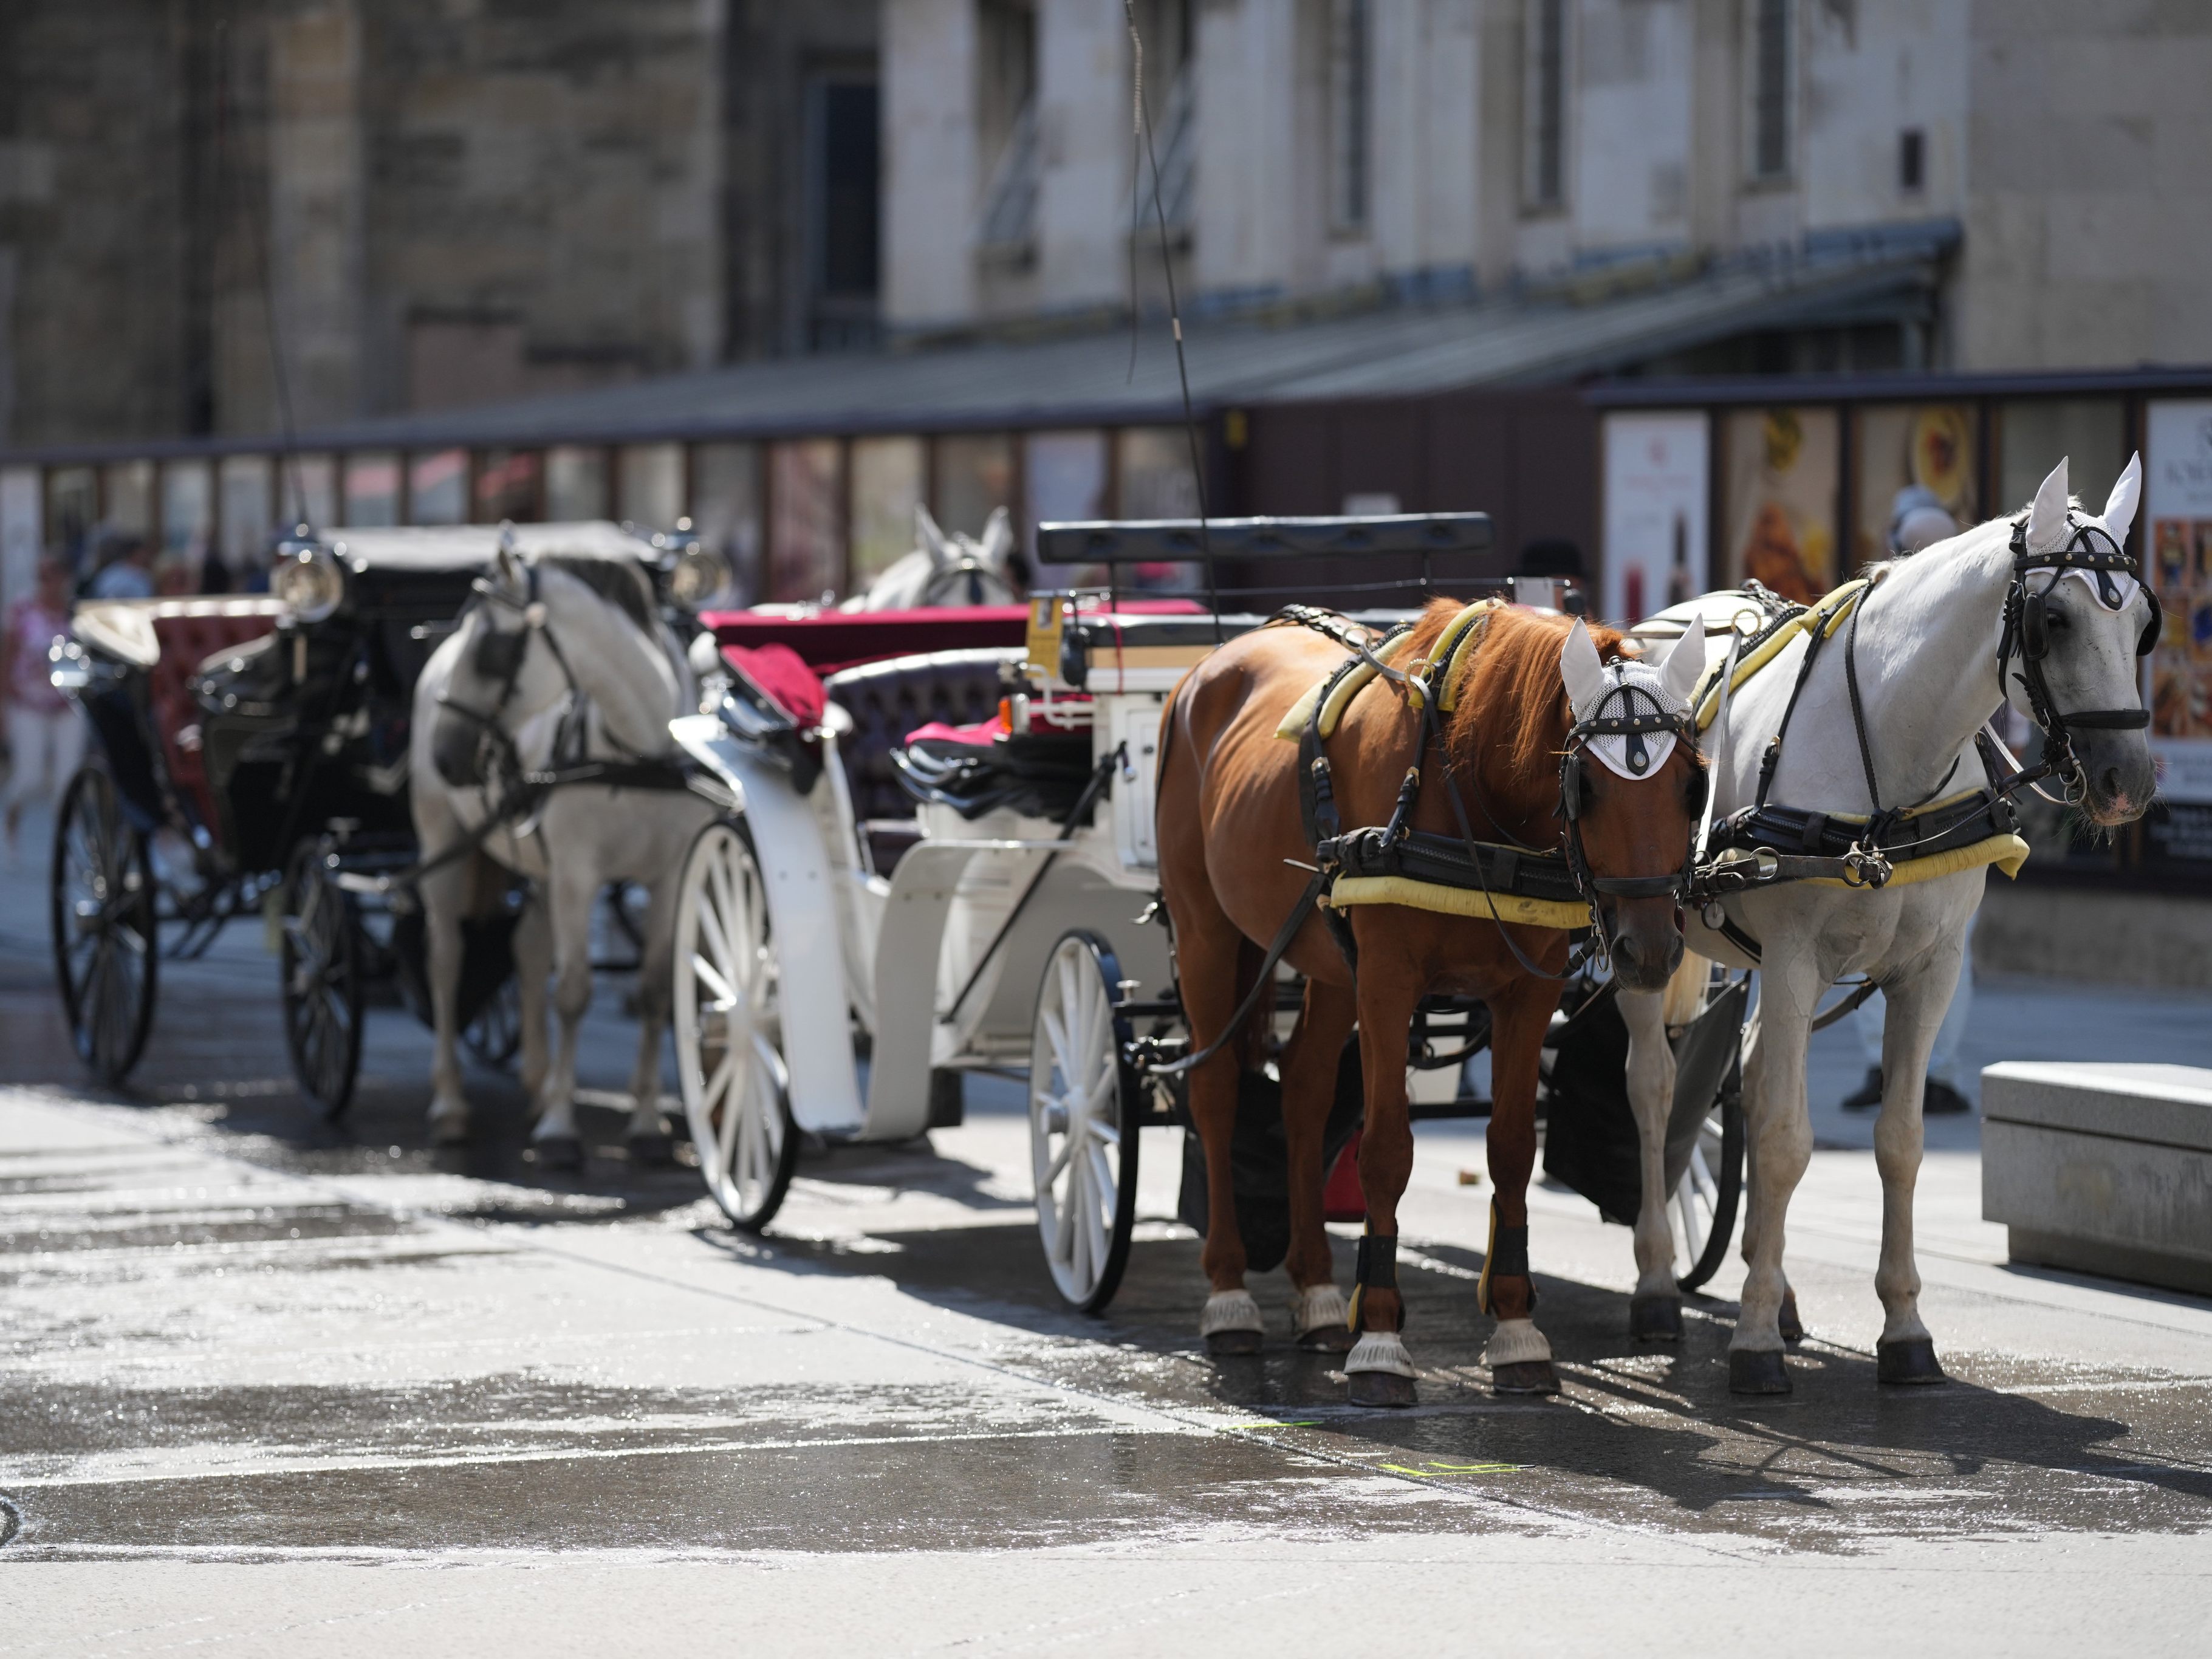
[904,717,1004,747]
[721,642,825,726]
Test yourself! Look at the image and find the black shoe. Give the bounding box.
[1922,1076,1971,1116]
[1840,1067,1883,1111]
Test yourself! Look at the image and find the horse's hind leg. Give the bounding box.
[621,862,680,1166]
[1278,979,1356,1350]
[1177,916,1267,1355]
[1479,976,1563,1395]
[530,865,598,1172]
[422,858,472,1144]
[1618,984,1683,1338]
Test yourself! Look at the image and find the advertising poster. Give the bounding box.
[1722,406,1838,604]
[1601,411,1708,627]
[1852,403,1976,567]
[2144,400,2212,817]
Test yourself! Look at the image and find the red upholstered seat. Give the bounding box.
[149,609,281,823]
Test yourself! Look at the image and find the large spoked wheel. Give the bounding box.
[1029,930,1139,1313]
[674,818,796,1233]
[1669,1090,1744,1293]
[280,842,365,1121]
[50,766,159,1086]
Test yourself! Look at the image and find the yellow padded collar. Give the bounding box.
[1691,578,1872,733]
[1272,600,1497,742]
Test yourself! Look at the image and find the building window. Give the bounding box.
[975,1,1039,257]
[408,451,467,525]
[618,443,685,528]
[1524,0,1567,211]
[474,450,543,524]
[1748,0,1792,183]
[849,436,925,589]
[545,447,609,522]
[808,77,882,350]
[1328,0,1371,234]
[1899,128,1925,194]
[342,453,400,528]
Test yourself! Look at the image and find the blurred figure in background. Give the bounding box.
[2,556,84,852]
[1844,487,1973,1115]
[89,535,156,600]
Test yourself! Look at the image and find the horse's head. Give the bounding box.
[2011,455,2159,825]
[855,504,1023,612]
[1559,620,1707,991]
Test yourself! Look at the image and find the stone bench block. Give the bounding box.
[1981,1062,2212,1298]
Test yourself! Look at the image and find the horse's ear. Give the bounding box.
[495,534,520,587]
[1654,626,1704,707]
[2100,452,2142,547]
[2026,457,2071,552]
[1560,619,1608,722]
[915,503,951,568]
[979,506,1013,566]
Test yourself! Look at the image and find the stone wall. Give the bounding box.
[1978,884,2212,992]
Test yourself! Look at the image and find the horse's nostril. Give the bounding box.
[2099,766,2123,801]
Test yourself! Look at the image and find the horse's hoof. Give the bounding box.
[1629,1295,1682,1342]
[1779,1288,1805,1345]
[1296,1321,1357,1354]
[1877,1336,1948,1386]
[532,1134,584,1172]
[627,1131,676,1168]
[1347,1369,1418,1409]
[1491,1360,1560,1396]
[1729,1348,1792,1395]
[429,1120,468,1148]
[1205,1329,1263,1357]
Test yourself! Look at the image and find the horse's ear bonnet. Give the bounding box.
[1559,621,1696,785]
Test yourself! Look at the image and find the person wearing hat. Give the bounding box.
[1841,487,1974,1115]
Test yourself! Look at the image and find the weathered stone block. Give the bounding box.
[1982,1062,2212,1297]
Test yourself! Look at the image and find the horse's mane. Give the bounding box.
[1393,598,1629,813]
[536,553,657,635]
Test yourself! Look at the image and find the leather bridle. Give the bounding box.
[436,563,589,797]
[1996,512,2159,804]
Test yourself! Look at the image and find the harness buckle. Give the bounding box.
[1840,841,1893,889]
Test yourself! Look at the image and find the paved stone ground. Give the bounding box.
[3,800,2211,1654]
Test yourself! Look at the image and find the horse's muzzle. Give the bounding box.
[1609,898,1685,993]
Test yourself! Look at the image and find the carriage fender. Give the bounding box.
[669,714,866,1137]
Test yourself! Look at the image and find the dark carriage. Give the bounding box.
[46,520,726,1115]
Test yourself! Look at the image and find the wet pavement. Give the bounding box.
[4,809,2212,1653]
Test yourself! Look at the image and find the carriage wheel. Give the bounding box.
[50,767,159,1086]
[674,818,796,1233]
[1669,1091,1744,1293]
[280,843,365,1121]
[461,976,523,1070]
[1029,931,1139,1313]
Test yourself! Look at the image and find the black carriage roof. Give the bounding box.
[313,520,664,572]
[1034,513,1493,567]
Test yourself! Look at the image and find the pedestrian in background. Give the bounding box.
[3,555,85,852]
[1843,486,1974,1115]
[88,535,156,600]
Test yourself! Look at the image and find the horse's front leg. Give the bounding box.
[530,866,600,1171]
[1617,983,1683,1338]
[422,860,471,1144]
[1346,957,1424,1407]
[621,864,680,1166]
[1481,976,1563,1395]
[1729,945,1818,1394]
[1278,977,1358,1352]
[1868,941,1965,1386]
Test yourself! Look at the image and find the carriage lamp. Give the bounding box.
[668,544,731,609]
[272,543,346,623]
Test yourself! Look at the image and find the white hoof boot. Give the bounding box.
[1346,1330,1416,1378]
[1291,1284,1353,1352]
[427,1100,469,1146]
[1485,1317,1560,1395]
[1200,1289,1264,1355]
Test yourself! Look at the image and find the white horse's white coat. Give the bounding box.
[1618,457,2157,1373]
[842,505,1020,612]
[411,552,716,1159]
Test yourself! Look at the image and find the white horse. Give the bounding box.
[841,504,1021,612]
[412,545,716,1168]
[1618,456,2158,1392]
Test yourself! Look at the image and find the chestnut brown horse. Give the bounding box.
[1157,601,1706,1406]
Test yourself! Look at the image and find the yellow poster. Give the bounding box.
[1723,407,1838,604]
[1852,404,1976,568]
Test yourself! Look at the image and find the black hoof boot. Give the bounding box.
[1779,1288,1805,1345]
[1729,1348,1792,1395]
[1629,1295,1683,1342]
[1491,1360,1561,1396]
[1296,1322,1357,1354]
[1877,1336,1948,1385]
[1347,1369,1418,1408]
[1205,1329,1263,1357]
[532,1134,585,1172]
[627,1131,676,1168]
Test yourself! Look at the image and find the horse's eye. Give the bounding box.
[2044,606,2070,632]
